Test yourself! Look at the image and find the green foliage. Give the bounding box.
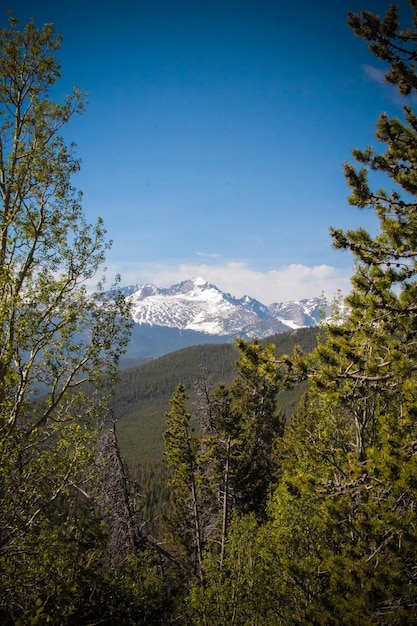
[189,513,266,626]
[114,328,319,466]
[99,552,172,626]
[228,339,284,519]
[0,15,165,624]
[256,3,417,623]
[163,384,205,581]
[8,1,417,622]
[0,496,107,625]
[0,13,132,434]
[160,337,300,621]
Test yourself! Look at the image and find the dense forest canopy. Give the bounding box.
[2,2,417,624]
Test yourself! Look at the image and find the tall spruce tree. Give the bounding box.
[163,384,204,582]
[228,338,284,520]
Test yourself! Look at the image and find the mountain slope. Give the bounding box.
[114,327,320,466]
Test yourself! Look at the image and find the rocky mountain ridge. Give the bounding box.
[122,277,332,349]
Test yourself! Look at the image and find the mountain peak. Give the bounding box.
[192,276,209,287]
[169,277,213,296]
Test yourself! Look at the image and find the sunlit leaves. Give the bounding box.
[0,14,132,622]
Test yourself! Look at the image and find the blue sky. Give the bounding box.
[5,0,413,303]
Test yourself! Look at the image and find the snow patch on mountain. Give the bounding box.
[269,298,333,329]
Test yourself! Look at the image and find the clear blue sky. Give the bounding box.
[5,0,412,303]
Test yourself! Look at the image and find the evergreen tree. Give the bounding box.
[163,384,204,581]
[229,338,284,519]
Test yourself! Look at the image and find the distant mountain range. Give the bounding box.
[119,277,333,364]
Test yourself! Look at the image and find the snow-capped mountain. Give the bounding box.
[126,277,279,336]
[125,277,331,336]
[117,277,335,363]
[269,299,332,329]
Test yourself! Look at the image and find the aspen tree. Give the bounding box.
[0,16,131,621]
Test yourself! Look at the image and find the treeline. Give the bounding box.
[113,327,319,419]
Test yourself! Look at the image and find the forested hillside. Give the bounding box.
[110,328,317,525]
[112,326,319,466]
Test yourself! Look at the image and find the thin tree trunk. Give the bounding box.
[220,435,231,567]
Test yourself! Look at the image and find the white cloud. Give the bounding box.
[362,63,386,84]
[107,260,352,304]
[361,63,415,106]
[196,251,221,258]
